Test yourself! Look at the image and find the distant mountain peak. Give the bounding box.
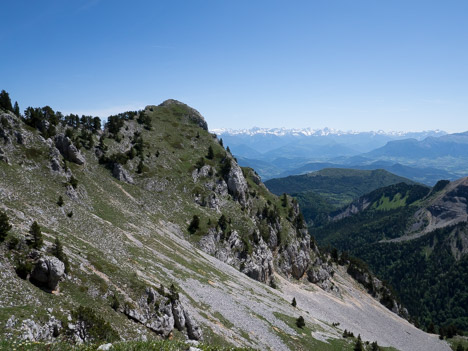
[212,127,447,138]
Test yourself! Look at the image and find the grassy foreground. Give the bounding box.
[0,340,256,351]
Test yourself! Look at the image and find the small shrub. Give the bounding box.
[296,316,305,329]
[52,237,70,274]
[67,211,73,218]
[188,215,200,234]
[15,259,32,279]
[71,306,119,343]
[291,297,297,307]
[69,176,78,189]
[57,196,64,207]
[110,294,120,311]
[218,214,228,232]
[0,210,12,242]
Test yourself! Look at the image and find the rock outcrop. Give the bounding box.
[112,163,134,184]
[54,134,85,165]
[123,287,201,340]
[30,256,65,291]
[226,161,248,205]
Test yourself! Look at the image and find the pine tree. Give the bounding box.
[52,237,70,273]
[188,215,200,234]
[291,297,297,307]
[0,90,13,112]
[371,341,380,351]
[218,214,228,231]
[354,334,364,351]
[57,196,64,207]
[13,101,20,116]
[281,193,288,207]
[296,316,305,329]
[206,145,214,160]
[30,221,43,249]
[52,237,64,259]
[0,210,12,242]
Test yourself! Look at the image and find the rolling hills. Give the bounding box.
[264,168,416,226]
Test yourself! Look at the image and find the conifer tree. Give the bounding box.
[52,237,70,273]
[281,193,288,207]
[354,334,364,351]
[13,101,20,116]
[0,90,13,112]
[0,210,12,242]
[188,215,200,234]
[296,316,305,328]
[291,297,297,307]
[206,145,214,160]
[30,221,43,249]
[218,214,228,231]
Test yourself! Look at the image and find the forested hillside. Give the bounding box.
[312,180,468,335]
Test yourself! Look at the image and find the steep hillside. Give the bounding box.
[264,168,415,226]
[313,179,468,334]
[0,99,449,351]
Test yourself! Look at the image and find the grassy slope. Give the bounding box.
[0,105,352,350]
[0,105,449,351]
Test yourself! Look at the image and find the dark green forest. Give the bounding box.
[313,182,468,334]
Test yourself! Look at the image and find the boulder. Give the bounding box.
[49,146,62,172]
[183,309,202,340]
[172,300,186,331]
[54,134,85,165]
[30,256,65,290]
[112,163,134,184]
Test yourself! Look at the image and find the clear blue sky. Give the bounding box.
[1,0,467,132]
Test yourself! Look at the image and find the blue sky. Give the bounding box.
[1,0,467,132]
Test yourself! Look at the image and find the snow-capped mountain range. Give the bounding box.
[212,127,447,138]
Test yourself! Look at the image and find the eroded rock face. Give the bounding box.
[241,240,274,283]
[30,256,65,290]
[306,259,337,293]
[226,162,248,205]
[123,287,201,340]
[278,237,311,280]
[199,228,274,284]
[112,163,134,184]
[54,134,85,165]
[5,316,62,341]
